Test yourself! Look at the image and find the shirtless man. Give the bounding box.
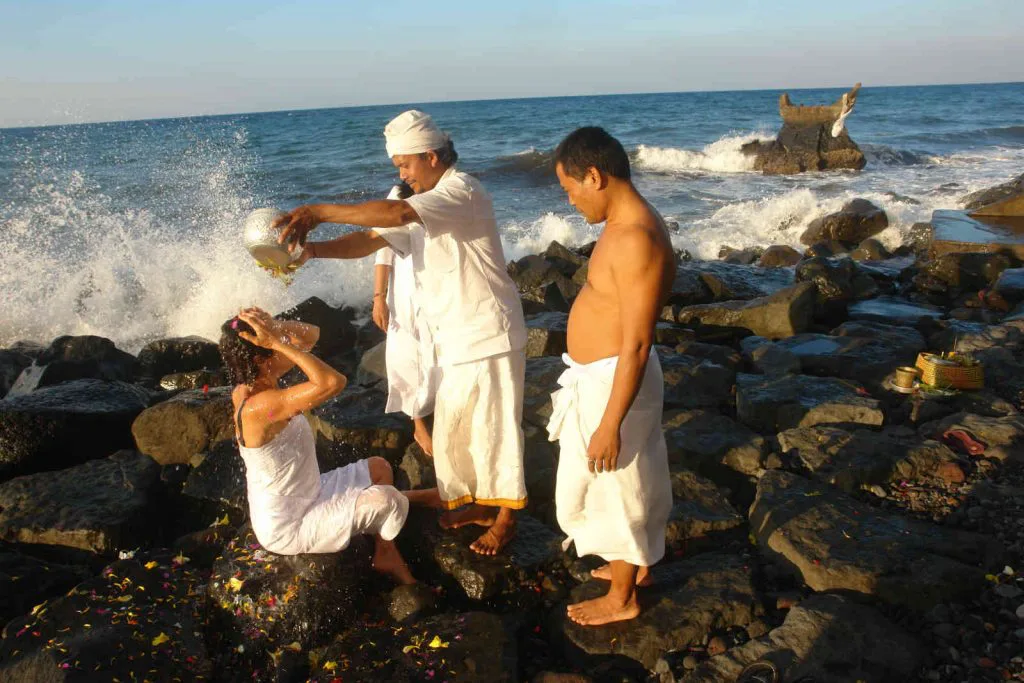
[548,127,675,625]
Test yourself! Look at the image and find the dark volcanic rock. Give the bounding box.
[159,368,227,390]
[846,295,944,326]
[664,410,766,477]
[207,524,372,681]
[916,252,1015,293]
[741,336,802,376]
[744,119,866,175]
[749,471,999,609]
[131,386,234,466]
[681,594,922,682]
[666,469,744,548]
[673,341,742,371]
[136,336,221,384]
[918,412,1024,462]
[960,171,1024,211]
[0,450,162,554]
[757,245,803,268]
[0,349,32,398]
[276,296,358,358]
[849,237,892,262]
[526,312,569,358]
[800,199,888,246]
[558,552,761,671]
[182,440,247,511]
[675,282,816,340]
[794,256,861,320]
[522,356,566,428]
[0,553,213,682]
[510,254,580,313]
[735,373,883,433]
[993,267,1024,304]
[659,351,736,412]
[6,335,137,395]
[670,261,795,308]
[309,385,412,466]
[0,379,150,481]
[0,547,90,626]
[718,246,763,265]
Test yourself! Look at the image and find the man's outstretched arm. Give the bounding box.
[275,200,422,248]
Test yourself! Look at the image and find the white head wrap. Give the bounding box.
[384,110,449,157]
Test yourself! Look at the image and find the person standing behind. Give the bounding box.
[371,181,439,456]
[274,110,528,555]
[548,127,675,625]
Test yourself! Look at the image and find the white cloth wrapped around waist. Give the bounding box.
[547,350,672,566]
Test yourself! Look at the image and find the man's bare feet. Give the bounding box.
[372,539,415,585]
[470,519,515,556]
[440,504,497,529]
[590,564,653,586]
[566,592,641,626]
[413,418,433,457]
[403,487,444,509]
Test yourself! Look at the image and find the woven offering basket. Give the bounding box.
[915,352,984,390]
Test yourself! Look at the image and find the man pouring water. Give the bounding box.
[275,110,528,555]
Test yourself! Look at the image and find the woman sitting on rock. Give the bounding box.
[218,307,415,585]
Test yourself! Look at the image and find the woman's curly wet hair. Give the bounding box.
[219,317,273,386]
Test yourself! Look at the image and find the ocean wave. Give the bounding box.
[861,144,930,167]
[500,212,601,262]
[633,132,769,174]
[478,147,556,184]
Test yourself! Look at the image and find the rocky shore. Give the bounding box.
[2,180,1024,682]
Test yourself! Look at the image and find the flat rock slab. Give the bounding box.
[0,547,90,626]
[0,552,213,682]
[777,426,962,492]
[0,450,161,554]
[310,385,412,460]
[676,282,816,340]
[0,379,150,481]
[664,410,766,477]
[207,524,373,680]
[918,411,1024,462]
[681,594,922,682]
[928,209,1024,260]
[736,373,883,433]
[308,611,518,682]
[994,267,1024,303]
[659,351,736,411]
[847,295,944,326]
[749,471,1000,609]
[558,552,762,672]
[131,386,233,466]
[667,469,744,548]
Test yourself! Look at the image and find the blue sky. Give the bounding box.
[2,0,1022,127]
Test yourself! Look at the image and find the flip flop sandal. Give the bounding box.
[942,429,986,456]
[737,661,778,683]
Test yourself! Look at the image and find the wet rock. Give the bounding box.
[659,351,736,412]
[993,267,1024,304]
[801,199,888,246]
[522,356,566,428]
[672,261,795,307]
[276,296,358,358]
[847,295,944,327]
[664,410,766,477]
[0,349,32,398]
[0,450,162,555]
[0,547,90,626]
[173,523,237,569]
[676,282,816,340]
[918,412,1024,462]
[207,524,373,680]
[0,553,213,682]
[131,386,234,466]
[749,471,1000,609]
[961,172,1024,212]
[526,312,569,358]
[850,237,892,261]
[355,339,387,387]
[545,240,588,275]
[159,368,227,390]
[309,611,518,682]
[736,373,883,433]
[558,552,761,671]
[136,336,221,385]
[681,594,921,682]
[666,469,744,548]
[719,246,764,265]
[776,425,963,492]
[388,582,439,622]
[511,254,580,313]
[182,439,247,511]
[795,256,860,321]
[805,240,850,259]
[917,252,1014,293]
[6,335,138,395]
[395,440,436,491]
[310,385,412,465]
[757,245,803,268]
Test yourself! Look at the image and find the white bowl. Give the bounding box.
[243,208,302,268]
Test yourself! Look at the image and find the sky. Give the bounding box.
[2,0,1023,128]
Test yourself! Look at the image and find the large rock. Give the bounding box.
[993,267,1024,304]
[916,252,1015,293]
[681,594,922,682]
[558,552,762,672]
[659,351,736,412]
[664,410,766,477]
[0,553,213,682]
[736,373,883,433]
[5,335,137,396]
[800,199,888,246]
[846,295,944,326]
[749,471,999,609]
[743,110,866,175]
[669,261,795,308]
[666,470,744,549]
[131,386,233,466]
[525,312,569,358]
[918,411,1024,462]
[0,379,150,481]
[675,282,816,340]
[777,425,963,492]
[135,336,221,384]
[0,547,90,627]
[961,172,1024,212]
[794,256,874,320]
[849,237,891,262]
[182,439,247,511]
[276,296,357,358]
[207,524,372,681]
[0,349,32,398]
[509,254,580,313]
[309,385,412,465]
[355,339,387,387]
[522,356,566,428]
[757,245,803,268]
[0,450,162,555]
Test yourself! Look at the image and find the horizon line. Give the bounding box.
[3,79,1022,132]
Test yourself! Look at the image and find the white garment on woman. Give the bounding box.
[547,351,673,566]
[238,414,409,554]
[374,186,439,419]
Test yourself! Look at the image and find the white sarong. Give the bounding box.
[432,350,527,510]
[547,351,672,566]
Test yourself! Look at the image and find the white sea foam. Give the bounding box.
[500,212,601,262]
[634,132,769,174]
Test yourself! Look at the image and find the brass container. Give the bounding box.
[894,366,920,390]
[243,208,302,268]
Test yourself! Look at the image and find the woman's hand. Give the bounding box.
[372,296,390,331]
[236,311,286,350]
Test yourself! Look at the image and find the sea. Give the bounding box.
[1,83,1022,352]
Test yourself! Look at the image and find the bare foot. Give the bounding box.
[372,539,415,585]
[413,418,433,457]
[566,593,641,626]
[591,564,653,587]
[470,519,515,556]
[440,504,497,529]
[403,488,444,509]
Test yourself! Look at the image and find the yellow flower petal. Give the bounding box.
[227,578,244,593]
[144,561,159,570]
[428,635,449,649]
[152,633,170,646]
[322,661,337,671]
